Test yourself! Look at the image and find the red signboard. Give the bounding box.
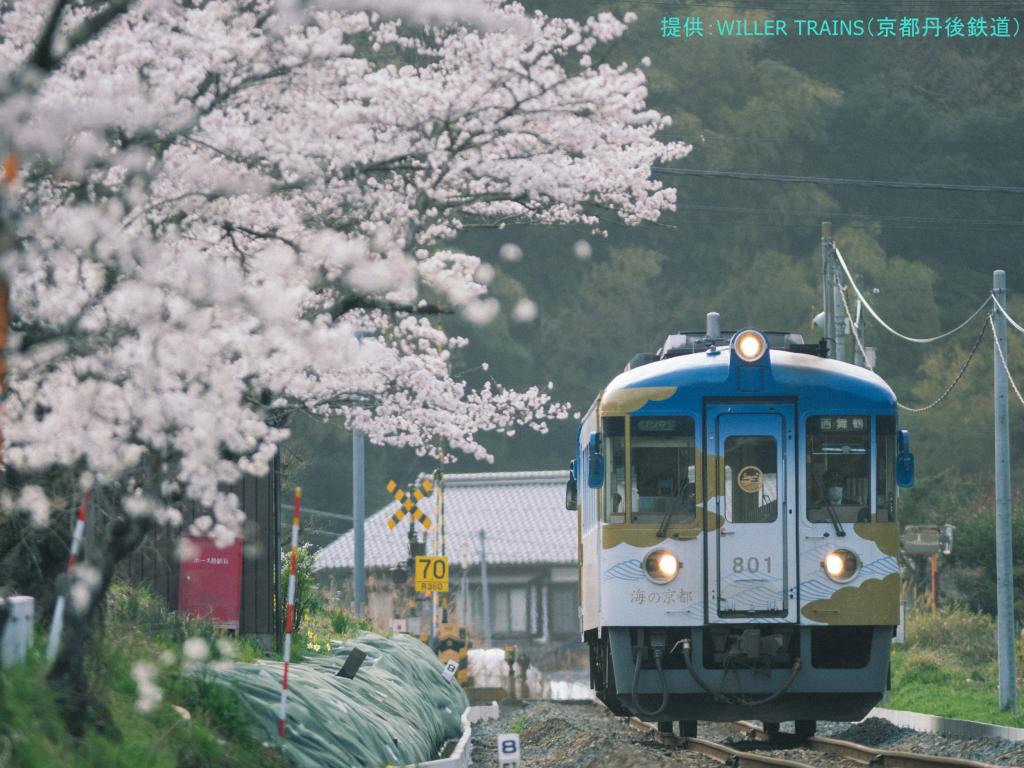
[178,535,244,631]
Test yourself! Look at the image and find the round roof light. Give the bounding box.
[734,330,767,363]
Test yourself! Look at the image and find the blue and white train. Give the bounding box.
[567,314,915,737]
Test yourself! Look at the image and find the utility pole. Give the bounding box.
[459,540,470,630]
[993,269,1016,711]
[479,529,492,648]
[821,222,836,359]
[352,427,365,615]
[352,330,366,616]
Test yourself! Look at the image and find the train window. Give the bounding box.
[603,417,627,523]
[629,416,696,525]
[876,416,896,522]
[806,416,871,523]
[723,436,778,523]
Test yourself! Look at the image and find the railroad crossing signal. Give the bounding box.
[415,555,449,593]
[385,478,434,530]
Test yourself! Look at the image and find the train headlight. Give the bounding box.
[644,549,680,584]
[733,330,767,363]
[823,549,861,582]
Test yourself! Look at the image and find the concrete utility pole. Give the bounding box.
[352,329,367,616]
[479,529,492,648]
[821,222,836,359]
[352,427,365,615]
[993,269,1016,710]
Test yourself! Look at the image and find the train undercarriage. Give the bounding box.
[587,625,892,732]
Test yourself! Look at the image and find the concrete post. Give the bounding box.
[540,584,550,644]
[480,530,492,648]
[353,428,365,615]
[993,269,1016,710]
[821,222,835,359]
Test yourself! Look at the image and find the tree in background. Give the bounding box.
[0,0,686,730]
[436,0,1024,482]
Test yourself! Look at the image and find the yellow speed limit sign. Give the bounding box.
[415,556,449,593]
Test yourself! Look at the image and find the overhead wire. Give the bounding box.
[833,245,991,343]
[835,275,988,412]
[651,166,1024,195]
[990,314,1024,407]
[674,202,1024,230]
[836,275,871,367]
[896,323,989,413]
[992,295,1024,335]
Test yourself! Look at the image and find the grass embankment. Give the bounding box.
[0,584,371,767]
[889,606,1024,728]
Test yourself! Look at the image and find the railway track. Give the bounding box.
[630,717,1007,768]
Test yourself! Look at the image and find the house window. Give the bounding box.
[489,587,529,635]
[549,585,578,636]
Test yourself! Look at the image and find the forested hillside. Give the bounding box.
[289,1,1024,542]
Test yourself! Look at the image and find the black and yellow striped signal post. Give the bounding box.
[385,477,435,639]
[431,469,469,685]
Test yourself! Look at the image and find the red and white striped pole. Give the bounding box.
[279,487,301,739]
[46,489,91,661]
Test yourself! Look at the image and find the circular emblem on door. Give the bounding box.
[737,465,764,493]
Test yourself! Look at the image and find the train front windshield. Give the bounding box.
[603,416,696,524]
[806,415,893,524]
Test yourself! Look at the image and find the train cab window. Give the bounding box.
[723,436,778,523]
[806,416,871,523]
[629,417,696,524]
[603,417,627,523]
[876,416,896,522]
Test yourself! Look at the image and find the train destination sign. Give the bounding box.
[414,556,449,593]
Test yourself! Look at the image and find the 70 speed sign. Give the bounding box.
[414,555,449,593]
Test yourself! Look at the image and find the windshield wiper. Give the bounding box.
[657,483,695,539]
[812,474,847,538]
[823,497,847,537]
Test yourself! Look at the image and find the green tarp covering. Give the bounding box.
[203,632,468,767]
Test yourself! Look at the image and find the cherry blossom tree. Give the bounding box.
[0,0,688,727]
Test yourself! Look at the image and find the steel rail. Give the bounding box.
[630,717,820,768]
[737,721,1005,768]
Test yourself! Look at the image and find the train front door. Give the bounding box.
[705,403,797,623]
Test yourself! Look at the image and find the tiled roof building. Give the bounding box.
[315,471,579,650]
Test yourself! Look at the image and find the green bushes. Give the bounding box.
[904,605,997,668]
[895,606,996,688]
[888,605,1024,726]
[896,648,955,687]
[330,608,373,637]
[0,583,289,768]
[280,543,322,641]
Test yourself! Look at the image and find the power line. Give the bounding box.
[992,295,1024,334]
[834,245,991,343]
[653,166,1024,195]
[835,273,989,412]
[656,130,1023,152]
[900,323,988,412]
[675,202,1024,230]
[990,314,1024,407]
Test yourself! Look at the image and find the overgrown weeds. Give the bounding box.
[0,583,288,768]
[890,604,1023,726]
